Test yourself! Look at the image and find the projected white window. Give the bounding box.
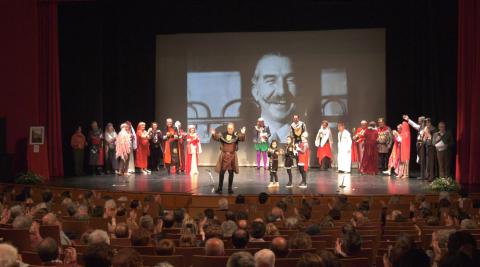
[187,72,242,143]
[321,69,348,120]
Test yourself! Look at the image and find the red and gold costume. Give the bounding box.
[163,126,182,173]
[360,128,378,175]
[135,127,150,169]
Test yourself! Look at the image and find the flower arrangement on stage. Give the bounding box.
[427,177,459,192]
[14,171,45,185]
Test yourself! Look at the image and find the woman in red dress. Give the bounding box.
[185,125,202,175]
[315,120,333,170]
[135,122,151,174]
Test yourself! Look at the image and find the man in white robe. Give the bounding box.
[337,122,352,173]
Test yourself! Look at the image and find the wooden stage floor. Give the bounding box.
[47,167,432,196]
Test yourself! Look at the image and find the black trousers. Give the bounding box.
[419,144,436,181]
[73,149,85,176]
[437,149,451,178]
[149,144,162,170]
[218,170,234,190]
[378,153,389,171]
[319,157,331,171]
[298,165,307,184]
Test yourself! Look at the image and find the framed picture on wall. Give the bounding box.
[29,126,45,145]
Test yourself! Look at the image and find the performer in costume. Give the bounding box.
[185,125,202,176]
[384,124,402,176]
[284,136,296,188]
[420,126,436,182]
[211,123,246,194]
[116,123,132,176]
[135,122,151,174]
[376,118,393,172]
[290,114,307,144]
[126,121,137,173]
[174,121,187,173]
[398,119,411,178]
[433,122,453,178]
[352,120,368,168]
[253,118,271,170]
[104,123,117,174]
[163,118,181,174]
[148,122,163,172]
[88,121,104,175]
[315,120,333,170]
[337,122,352,173]
[296,132,310,188]
[359,121,379,175]
[71,126,87,176]
[267,140,281,188]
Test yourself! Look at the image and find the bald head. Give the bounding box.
[238,219,248,230]
[270,236,289,258]
[42,213,58,225]
[205,238,224,256]
[254,249,275,267]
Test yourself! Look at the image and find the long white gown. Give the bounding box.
[337,129,352,173]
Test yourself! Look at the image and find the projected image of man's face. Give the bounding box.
[252,54,297,123]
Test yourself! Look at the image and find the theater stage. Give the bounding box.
[47,167,431,196]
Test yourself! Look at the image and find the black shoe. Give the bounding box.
[228,189,234,194]
[215,188,223,194]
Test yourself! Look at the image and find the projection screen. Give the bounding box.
[155,29,385,167]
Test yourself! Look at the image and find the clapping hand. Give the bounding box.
[240,127,246,134]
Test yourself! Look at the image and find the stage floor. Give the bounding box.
[48,167,432,196]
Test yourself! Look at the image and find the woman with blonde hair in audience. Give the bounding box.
[265,223,280,236]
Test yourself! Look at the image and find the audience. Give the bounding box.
[271,236,289,258]
[289,232,313,249]
[37,237,62,265]
[227,251,255,267]
[250,221,266,242]
[112,248,143,267]
[89,229,111,245]
[0,243,22,267]
[179,232,197,247]
[114,222,130,238]
[84,242,114,267]
[232,229,250,249]
[205,237,225,256]
[254,249,275,267]
[155,239,176,256]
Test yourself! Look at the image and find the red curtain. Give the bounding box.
[38,0,64,177]
[456,0,480,184]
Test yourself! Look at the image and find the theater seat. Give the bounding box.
[275,257,300,267]
[339,257,369,267]
[141,255,185,267]
[0,228,31,252]
[191,255,229,267]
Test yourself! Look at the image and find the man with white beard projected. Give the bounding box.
[251,53,298,143]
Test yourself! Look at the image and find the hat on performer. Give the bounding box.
[257,117,264,121]
[188,124,195,129]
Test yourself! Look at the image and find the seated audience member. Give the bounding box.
[334,231,361,257]
[204,208,216,226]
[270,236,289,258]
[305,224,321,236]
[384,248,430,267]
[236,211,249,221]
[155,239,176,255]
[271,206,284,220]
[341,223,356,235]
[154,262,173,267]
[114,222,130,238]
[92,206,104,218]
[430,229,456,264]
[205,237,225,256]
[265,223,280,236]
[232,229,250,249]
[74,204,90,220]
[204,224,223,240]
[42,213,73,245]
[179,233,197,247]
[297,251,340,267]
[172,209,185,228]
[237,219,248,230]
[227,251,255,267]
[84,242,114,267]
[460,219,478,230]
[112,248,143,267]
[258,192,269,205]
[80,230,94,245]
[388,234,415,265]
[444,209,460,227]
[89,229,111,245]
[218,198,229,210]
[221,220,238,238]
[254,249,275,267]
[426,216,441,226]
[139,215,155,232]
[131,229,152,246]
[285,216,302,230]
[250,221,267,242]
[13,215,43,250]
[181,217,199,235]
[225,210,237,222]
[289,232,312,250]
[0,243,23,267]
[37,237,62,266]
[162,213,175,229]
[235,195,246,204]
[351,211,369,226]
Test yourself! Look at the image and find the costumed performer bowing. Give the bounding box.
[267,140,282,188]
[185,125,202,176]
[337,122,352,173]
[315,120,333,170]
[211,123,246,194]
[253,117,271,170]
[296,132,310,188]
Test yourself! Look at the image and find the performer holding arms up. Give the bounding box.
[253,118,271,170]
[296,132,310,188]
[284,136,296,188]
[267,140,281,188]
[337,122,352,173]
[185,125,202,176]
[315,120,333,170]
[211,123,246,194]
[163,118,181,174]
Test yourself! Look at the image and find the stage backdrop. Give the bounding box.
[157,29,386,166]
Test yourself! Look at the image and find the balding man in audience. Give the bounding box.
[42,213,72,245]
[227,251,255,267]
[232,229,250,249]
[237,219,248,230]
[205,237,225,256]
[89,229,111,245]
[254,249,275,267]
[270,236,289,258]
[114,222,130,238]
[37,237,63,266]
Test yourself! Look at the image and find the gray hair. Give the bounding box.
[153,262,174,267]
[140,215,155,231]
[12,215,32,229]
[105,199,116,210]
[9,205,24,219]
[0,243,19,267]
[88,229,110,245]
[227,251,255,267]
[218,198,229,210]
[254,249,275,267]
[221,220,238,238]
[285,216,299,229]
